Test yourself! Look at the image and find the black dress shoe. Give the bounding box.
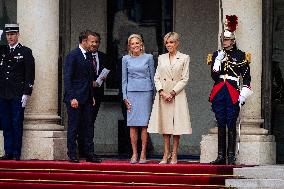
[227,153,236,165]
[210,156,226,165]
[0,154,13,160]
[86,154,102,163]
[69,157,79,163]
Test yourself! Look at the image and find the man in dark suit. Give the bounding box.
[78,32,110,158]
[89,32,110,123]
[63,30,101,163]
[0,24,35,161]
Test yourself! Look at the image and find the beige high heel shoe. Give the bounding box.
[130,155,138,164]
[159,153,172,164]
[170,153,177,164]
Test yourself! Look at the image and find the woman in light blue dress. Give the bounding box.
[122,34,155,164]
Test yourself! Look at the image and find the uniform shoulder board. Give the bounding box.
[245,52,251,64]
[207,53,213,65]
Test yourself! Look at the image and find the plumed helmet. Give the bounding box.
[223,15,238,40]
[224,29,235,40]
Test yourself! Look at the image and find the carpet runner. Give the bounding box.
[0,160,241,188]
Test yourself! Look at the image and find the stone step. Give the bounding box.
[226,178,284,189]
[233,165,284,179]
[225,165,284,188]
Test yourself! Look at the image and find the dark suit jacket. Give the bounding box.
[64,47,94,105]
[93,51,109,99]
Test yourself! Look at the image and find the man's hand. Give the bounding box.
[216,50,225,61]
[93,81,98,88]
[213,50,225,72]
[70,99,79,108]
[21,95,29,107]
[213,60,221,72]
[124,99,131,112]
[101,76,107,81]
[239,86,253,107]
[93,97,96,106]
[238,96,246,107]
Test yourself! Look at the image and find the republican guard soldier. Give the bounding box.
[0,23,35,160]
[207,15,253,165]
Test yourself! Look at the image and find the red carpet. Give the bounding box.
[0,160,240,188]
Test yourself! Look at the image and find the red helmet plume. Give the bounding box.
[225,15,238,32]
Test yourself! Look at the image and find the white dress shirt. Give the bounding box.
[79,45,87,59]
[92,51,100,75]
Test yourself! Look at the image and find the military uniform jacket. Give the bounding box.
[208,46,251,104]
[0,43,35,99]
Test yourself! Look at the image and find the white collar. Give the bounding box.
[79,44,87,55]
[9,43,19,49]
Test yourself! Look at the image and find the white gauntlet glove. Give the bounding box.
[21,95,29,108]
[238,96,246,107]
[239,87,253,107]
[216,50,225,60]
[213,50,225,72]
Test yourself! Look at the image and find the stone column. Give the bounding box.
[200,0,276,165]
[0,0,67,160]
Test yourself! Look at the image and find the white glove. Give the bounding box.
[240,86,253,99]
[238,95,246,107]
[0,30,3,40]
[213,59,221,72]
[216,50,225,61]
[21,95,29,108]
[212,51,225,72]
[238,87,253,107]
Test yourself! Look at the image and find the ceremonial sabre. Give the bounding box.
[219,0,224,48]
[236,105,242,155]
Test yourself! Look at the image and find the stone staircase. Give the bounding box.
[226,165,284,188]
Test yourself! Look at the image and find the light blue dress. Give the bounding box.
[122,53,155,126]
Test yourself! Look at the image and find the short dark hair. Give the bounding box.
[93,32,101,41]
[79,30,101,43]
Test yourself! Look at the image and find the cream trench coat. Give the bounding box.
[147,51,192,135]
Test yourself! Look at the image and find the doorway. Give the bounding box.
[106,0,173,155]
[105,0,173,95]
[271,0,284,164]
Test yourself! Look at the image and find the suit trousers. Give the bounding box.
[78,97,101,157]
[211,86,240,128]
[66,99,94,158]
[0,96,24,157]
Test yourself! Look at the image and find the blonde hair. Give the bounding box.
[163,32,180,45]
[127,34,145,56]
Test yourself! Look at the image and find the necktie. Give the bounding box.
[92,54,97,74]
[10,48,14,53]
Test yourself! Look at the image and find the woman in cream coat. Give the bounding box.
[148,32,192,164]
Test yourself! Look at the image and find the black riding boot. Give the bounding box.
[227,127,236,165]
[210,127,226,165]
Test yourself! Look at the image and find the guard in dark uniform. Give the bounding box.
[207,15,253,165]
[0,24,35,160]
